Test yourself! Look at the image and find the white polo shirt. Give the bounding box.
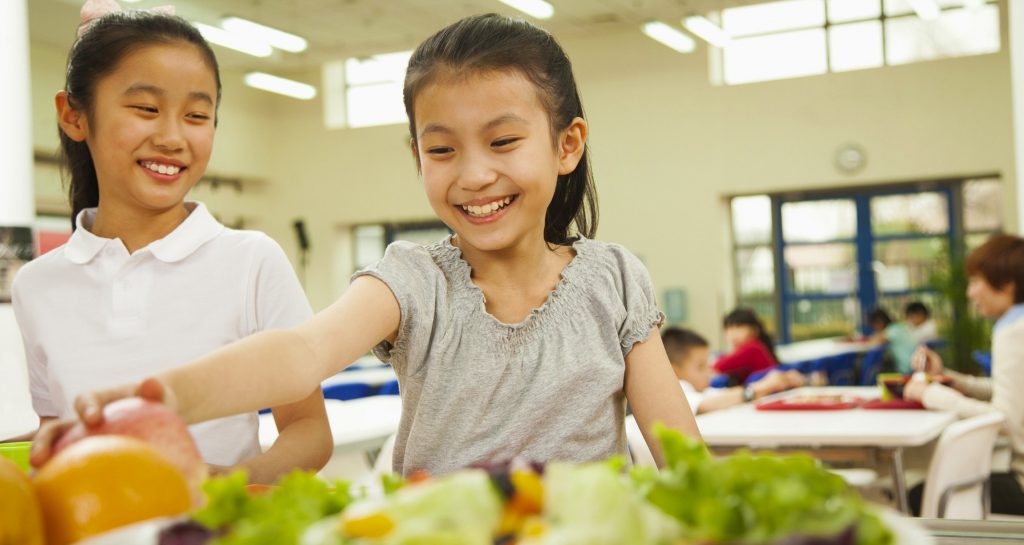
[12,202,312,466]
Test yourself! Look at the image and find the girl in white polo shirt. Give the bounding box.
[12,2,331,484]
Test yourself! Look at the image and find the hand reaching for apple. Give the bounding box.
[30,377,178,468]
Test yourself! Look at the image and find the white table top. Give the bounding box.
[696,387,956,449]
[259,395,402,454]
[322,367,397,388]
[774,337,876,364]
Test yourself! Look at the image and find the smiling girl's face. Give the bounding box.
[62,42,217,216]
[413,70,585,255]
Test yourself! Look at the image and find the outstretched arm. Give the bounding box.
[33,277,400,466]
[624,329,702,467]
[156,275,400,424]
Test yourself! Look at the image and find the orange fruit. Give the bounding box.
[0,455,45,545]
[34,435,191,545]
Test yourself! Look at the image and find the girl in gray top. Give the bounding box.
[35,14,701,477]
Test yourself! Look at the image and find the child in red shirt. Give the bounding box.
[712,308,779,384]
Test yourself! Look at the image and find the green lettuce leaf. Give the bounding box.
[642,425,894,545]
[191,470,353,545]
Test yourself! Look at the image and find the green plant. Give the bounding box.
[928,255,991,374]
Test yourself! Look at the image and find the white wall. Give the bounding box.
[28,11,1017,342]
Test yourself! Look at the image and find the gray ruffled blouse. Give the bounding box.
[353,235,663,475]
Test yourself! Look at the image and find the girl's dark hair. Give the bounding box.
[867,308,892,329]
[402,13,597,245]
[723,308,778,363]
[61,11,222,229]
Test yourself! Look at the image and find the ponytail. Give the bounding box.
[60,121,99,230]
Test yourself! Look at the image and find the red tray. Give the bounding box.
[756,396,863,411]
[860,399,925,410]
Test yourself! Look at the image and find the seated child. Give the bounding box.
[663,327,803,414]
[711,308,779,384]
[905,301,938,344]
[867,308,918,374]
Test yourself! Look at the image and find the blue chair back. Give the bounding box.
[859,345,887,386]
[972,350,992,376]
[378,379,400,396]
[322,382,373,401]
[824,353,857,386]
[709,374,731,389]
[744,366,783,385]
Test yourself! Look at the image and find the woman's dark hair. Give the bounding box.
[402,13,597,245]
[723,308,778,363]
[966,234,1024,303]
[61,11,222,229]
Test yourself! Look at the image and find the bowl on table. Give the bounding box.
[877,373,910,401]
[0,441,32,472]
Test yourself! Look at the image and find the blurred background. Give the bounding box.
[3,0,1017,348]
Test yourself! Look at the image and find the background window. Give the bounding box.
[352,221,450,273]
[717,0,999,85]
[730,177,1002,344]
[323,50,412,129]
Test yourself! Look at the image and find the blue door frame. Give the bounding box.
[773,185,957,344]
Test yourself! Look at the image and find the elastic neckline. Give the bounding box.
[436,235,590,331]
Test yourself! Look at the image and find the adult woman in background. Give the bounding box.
[906,234,1024,515]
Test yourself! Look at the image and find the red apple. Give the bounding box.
[52,397,207,505]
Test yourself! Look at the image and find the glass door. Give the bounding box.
[774,187,956,343]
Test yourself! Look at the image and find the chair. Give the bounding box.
[744,368,772,385]
[780,359,816,376]
[371,433,397,477]
[624,415,657,467]
[858,345,887,386]
[824,353,857,386]
[973,351,993,376]
[377,379,400,396]
[920,411,1005,519]
[322,382,373,401]
[709,374,731,389]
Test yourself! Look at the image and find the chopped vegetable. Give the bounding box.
[191,470,352,545]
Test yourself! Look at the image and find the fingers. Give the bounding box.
[73,384,138,427]
[29,419,76,468]
[138,377,170,403]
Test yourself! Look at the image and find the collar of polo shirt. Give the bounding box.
[65,202,225,264]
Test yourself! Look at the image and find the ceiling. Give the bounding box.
[29,0,769,73]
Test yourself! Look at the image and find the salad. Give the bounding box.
[156,427,894,545]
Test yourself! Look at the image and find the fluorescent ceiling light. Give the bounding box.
[962,0,984,9]
[907,0,941,20]
[194,22,272,57]
[683,15,730,48]
[244,72,317,100]
[497,0,554,19]
[641,22,695,54]
[221,16,308,53]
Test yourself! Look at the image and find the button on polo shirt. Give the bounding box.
[13,203,312,466]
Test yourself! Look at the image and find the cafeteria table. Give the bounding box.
[774,337,875,365]
[259,395,402,476]
[696,386,956,514]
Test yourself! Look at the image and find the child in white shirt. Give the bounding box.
[662,327,803,414]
